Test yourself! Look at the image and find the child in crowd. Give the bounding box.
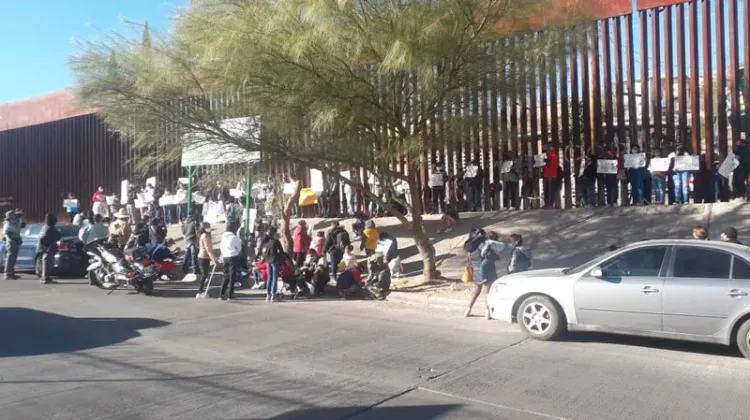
[310,231,325,256]
[506,234,531,274]
[339,245,358,272]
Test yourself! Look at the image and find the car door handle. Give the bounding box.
[727,289,748,297]
[641,286,660,294]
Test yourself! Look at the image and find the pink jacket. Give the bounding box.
[292,225,311,253]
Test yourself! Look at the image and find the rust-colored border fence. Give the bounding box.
[2,0,749,220]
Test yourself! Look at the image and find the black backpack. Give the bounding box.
[336,230,350,249]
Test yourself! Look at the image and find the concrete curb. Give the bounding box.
[387,291,484,312]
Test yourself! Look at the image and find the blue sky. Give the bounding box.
[0,0,183,103]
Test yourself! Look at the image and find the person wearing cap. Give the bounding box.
[721,228,743,245]
[109,209,132,247]
[292,220,312,268]
[92,187,109,218]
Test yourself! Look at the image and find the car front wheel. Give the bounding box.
[735,319,750,360]
[516,295,566,341]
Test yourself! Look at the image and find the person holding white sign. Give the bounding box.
[668,145,691,204]
[64,193,79,223]
[649,149,668,204]
[626,145,647,205]
[465,160,483,211]
[501,151,521,209]
[428,162,448,213]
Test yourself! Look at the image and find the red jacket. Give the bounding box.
[255,260,269,281]
[92,191,106,203]
[542,150,559,179]
[292,225,312,253]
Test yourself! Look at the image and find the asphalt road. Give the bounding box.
[2,275,750,420]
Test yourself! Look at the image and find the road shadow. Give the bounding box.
[565,331,742,358]
[267,404,460,420]
[0,307,169,358]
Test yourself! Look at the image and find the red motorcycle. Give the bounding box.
[125,247,180,281]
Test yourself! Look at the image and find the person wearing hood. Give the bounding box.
[324,221,349,280]
[181,209,201,276]
[506,234,531,274]
[92,187,108,217]
[429,161,448,214]
[292,220,312,267]
[3,210,23,279]
[109,209,132,247]
[37,213,62,284]
[360,220,379,257]
[721,227,743,245]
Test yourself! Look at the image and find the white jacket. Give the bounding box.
[220,232,242,259]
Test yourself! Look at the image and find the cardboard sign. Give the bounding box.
[121,180,129,204]
[310,169,324,193]
[500,161,514,173]
[375,238,394,256]
[648,158,671,172]
[464,165,479,178]
[597,159,618,174]
[533,154,546,168]
[63,199,79,209]
[718,153,739,179]
[623,153,646,169]
[674,155,700,171]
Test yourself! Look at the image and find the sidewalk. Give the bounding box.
[387,281,480,313]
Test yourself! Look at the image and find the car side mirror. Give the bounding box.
[590,267,603,278]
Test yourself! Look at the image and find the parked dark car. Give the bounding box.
[14,224,87,277]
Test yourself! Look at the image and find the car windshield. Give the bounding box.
[59,225,80,237]
[563,248,620,275]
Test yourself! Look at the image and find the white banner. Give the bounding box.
[718,153,739,179]
[310,169,324,193]
[674,155,700,171]
[121,180,129,204]
[597,159,618,175]
[623,153,646,169]
[500,161,514,173]
[648,158,671,172]
[533,154,546,168]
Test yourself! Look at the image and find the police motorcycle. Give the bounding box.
[85,236,156,295]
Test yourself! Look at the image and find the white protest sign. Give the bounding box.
[464,165,478,178]
[134,199,146,208]
[192,192,207,205]
[283,182,296,195]
[105,196,118,205]
[428,173,445,187]
[204,201,226,224]
[500,161,514,173]
[310,169,324,193]
[178,177,190,185]
[146,177,157,187]
[229,189,244,199]
[597,159,618,175]
[159,195,174,206]
[173,191,188,205]
[248,208,257,233]
[674,155,700,171]
[340,170,351,180]
[143,190,154,204]
[62,199,79,209]
[533,154,546,168]
[623,153,646,169]
[121,180,129,204]
[648,158,671,172]
[718,153,739,179]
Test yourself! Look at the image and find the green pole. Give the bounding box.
[186,166,195,214]
[243,174,252,240]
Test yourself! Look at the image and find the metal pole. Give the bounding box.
[186,166,195,214]
[243,174,252,240]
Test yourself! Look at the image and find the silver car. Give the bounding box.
[487,239,750,360]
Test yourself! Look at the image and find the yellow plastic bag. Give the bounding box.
[298,188,318,206]
[462,266,473,283]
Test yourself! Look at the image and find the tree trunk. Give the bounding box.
[280,179,302,253]
[408,176,437,281]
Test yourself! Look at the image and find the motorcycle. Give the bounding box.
[85,237,155,295]
[124,246,179,281]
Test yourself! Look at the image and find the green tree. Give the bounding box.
[70,0,582,281]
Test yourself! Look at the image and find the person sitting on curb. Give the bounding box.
[721,227,743,245]
[692,226,709,240]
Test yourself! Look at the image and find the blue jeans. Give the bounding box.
[182,243,201,274]
[267,262,280,299]
[470,185,482,211]
[652,176,666,203]
[163,205,173,224]
[543,178,556,207]
[673,172,689,203]
[329,248,342,279]
[627,169,644,203]
[580,178,596,206]
[604,179,618,205]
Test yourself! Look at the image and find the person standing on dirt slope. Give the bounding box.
[3,210,23,280]
[37,213,62,284]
